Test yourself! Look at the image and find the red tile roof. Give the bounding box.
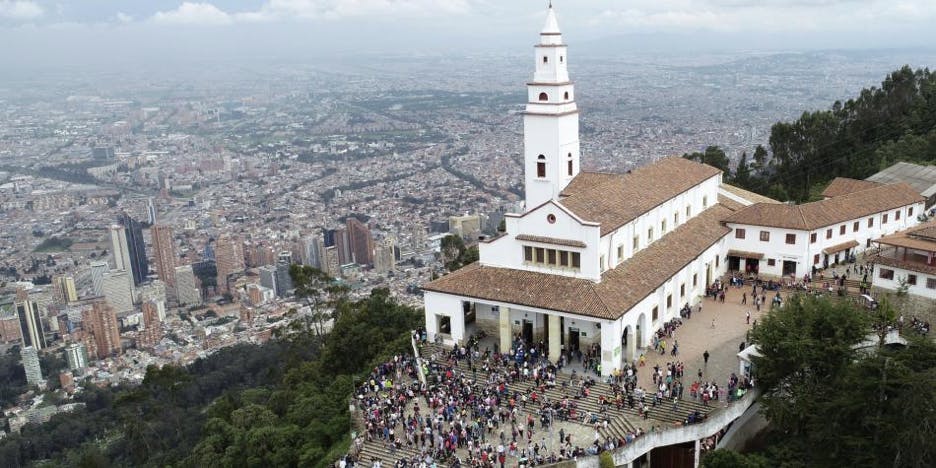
[559,157,722,235]
[423,205,732,320]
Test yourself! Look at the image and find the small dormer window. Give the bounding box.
[537,155,546,178]
[538,92,549,102]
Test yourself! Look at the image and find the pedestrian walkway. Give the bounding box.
[638,285,766,391]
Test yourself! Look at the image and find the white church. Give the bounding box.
[422,6,925,376]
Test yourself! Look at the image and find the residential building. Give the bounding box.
[116,213,149,286]
[347,217,375,266]
[871,221,936,299]
[16,296,45,350]
[215,234,245,295]
[64,342,89,371]
[89,261,108,297]
[20,346,42,387]
[102,270,134,314]
[174,265,201,306]
[151,224,177,291]
[723,183,924,277]
[82,300,121,359]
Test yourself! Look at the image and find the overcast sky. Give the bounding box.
[1,1,935,69]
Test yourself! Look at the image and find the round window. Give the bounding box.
[547,214,557,224]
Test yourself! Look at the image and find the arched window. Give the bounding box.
[567,153,573,175]
[563,91,570,100]
[560,56,564,63]
[538,92,548,102]
[537,155,546,178]
[543,56,549,64]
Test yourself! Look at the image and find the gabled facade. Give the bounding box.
[423,7,732,376]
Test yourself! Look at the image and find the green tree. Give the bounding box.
[751,296,870,435]
[750,295,936,467]
[732,152,752,189]
[683,146,731,173]
[289,265,348,336]
[702,449,767,468]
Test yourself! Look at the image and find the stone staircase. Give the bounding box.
[418,343,715,443]
[350,341,724,465]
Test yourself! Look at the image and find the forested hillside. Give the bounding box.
[0,287,420,468]
[728,66,936,202]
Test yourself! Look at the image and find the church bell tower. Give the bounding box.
[523,4,581,210]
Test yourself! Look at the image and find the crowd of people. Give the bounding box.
[338,330,656,468]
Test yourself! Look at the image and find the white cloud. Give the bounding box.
[592,0,936,33]
[115,12,134,24]
[152,2,233,26]
[150,0,481,25]
[0,0,43,20]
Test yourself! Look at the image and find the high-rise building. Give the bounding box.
[116,213,149,286]
[374,238,396,274]
[449,214,483,239]
[329,228,352,266]
[0,313,21,343]
[109,224,131,272]
[258,265,278,295]
[323,245,341,278]
[146,197,157,225]
[15,296,45,350]
[151,224,177,291]
[275,263,293,296]
[20,346,42,387]
[82,300,121,359]
[64,342,89,371]
[102,270,134,314]
[215,234,245,294]
[303,236,323,269]
[138,301,163,350]
[260,263,293,298]
[51,275,78,304]
[90,261,108,297]
[139,281,167,321]
[347,217,375,266]
[174,265,201,307]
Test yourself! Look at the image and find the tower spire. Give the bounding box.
[523,4,580,210]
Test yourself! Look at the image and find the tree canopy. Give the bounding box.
[733,66,936,202]
[747,295,936,467]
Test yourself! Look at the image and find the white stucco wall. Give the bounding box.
[872,265,936,300]
[726,201,924,278]
[480,200,601,281]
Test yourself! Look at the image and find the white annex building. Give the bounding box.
[422,6,926,376]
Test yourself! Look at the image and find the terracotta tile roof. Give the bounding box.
[559,157,722,235]
[871,252,936,275]
[723,183,924,231]
[908,222,936,242]
[875,220,936,252]
[727,250,764,259]
[822,240,859,255]
[423,205,732,320]
[821,177,883,198]
[720,184,781,205]
[515,234,587,248]
[717,195,745,212]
